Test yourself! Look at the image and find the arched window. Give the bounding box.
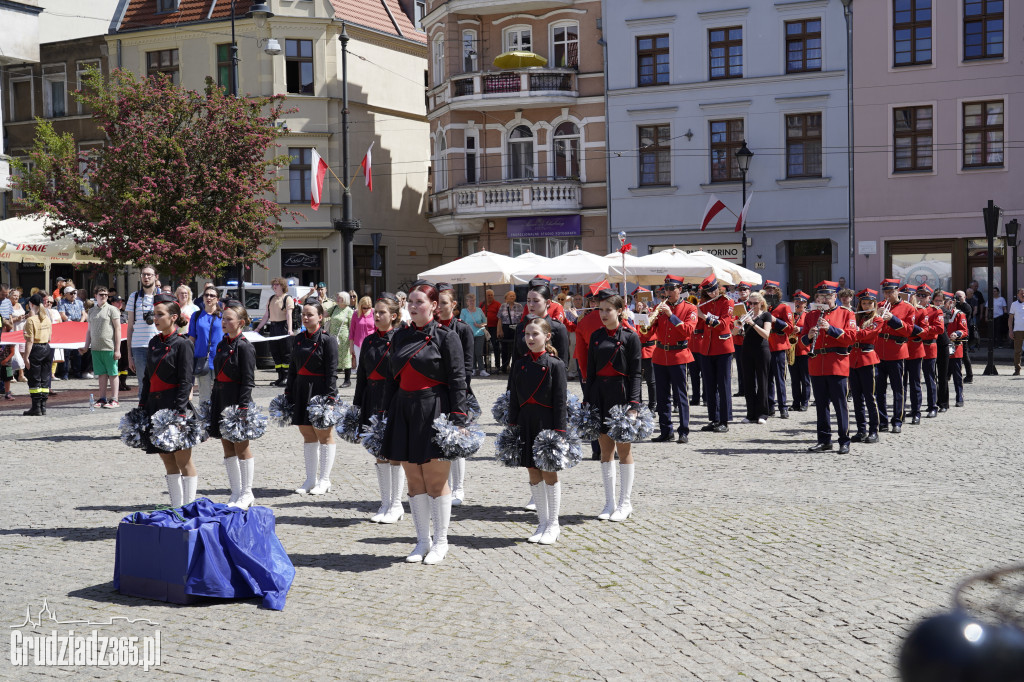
[507,125,534,180]
[434,131,448,190]
[432,34,445,84]
[553,122,580,179]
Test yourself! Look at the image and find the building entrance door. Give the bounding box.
[788,239,832,296]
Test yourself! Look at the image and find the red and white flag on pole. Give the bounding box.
[700,194,727,231]
[360,142,374,192]
[310,148,329,210]
[735,190,754,232]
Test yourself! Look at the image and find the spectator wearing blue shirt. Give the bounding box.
[55,286,87,379]
[188,286,225,402]
[459,293,488,377]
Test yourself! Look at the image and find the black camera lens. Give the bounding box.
[143,311,155,325]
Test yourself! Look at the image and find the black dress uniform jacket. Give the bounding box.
[441,316,475,393]
[140,332,194,453]
[285,326,339,426]
[508,351,568,468]
[513,315,570,366]
[208,333,256,439]
[353,327,396,426]
[585,324,643,433]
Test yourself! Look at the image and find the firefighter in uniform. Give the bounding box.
[763,280,793,419]
[695,275,734,433]
[800,281,857,453]
[642,275,697,443]
[874,279,918,434]
[789,290,811,411]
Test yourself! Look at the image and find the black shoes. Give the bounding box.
[838,443,850,454]
[864,433,879,444]
[733,391,743,397]
[677,432,688,444]
[651,433,673,443]
[850,432,866,443]
[700,423,717,432]
[340,381,352,388]
[807,443,832,452]
[779,409,790,419]
[955,400,964,407]
[911,416,921,425]
[712,423,729,433]
[891,424,902,434]
[937,407,948,413]
[926,409,937,418]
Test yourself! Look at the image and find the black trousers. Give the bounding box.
[768,349,788,411]
[734,348,745,395]
[922,357,937,411]
[500,324,516,370]
[741,343,769,421]
[703,353,733,425]
[905,357,923,418]
[962,342,973,379]
[27,343,53,395]
[791,355,810,408]
[690,353,703,403]
[811,375,850,446]
[267,321,290,371]
[936,334,950,409]
[849,365,879,434]
[876,359,905,427]
[486,326,499,369]
[949,357,964,402]
[641,357,656,408]
[653,362,689,436]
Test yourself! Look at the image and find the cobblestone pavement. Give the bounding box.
[2,359,1022,680]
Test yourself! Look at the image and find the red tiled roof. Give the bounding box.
[117,0,425,43]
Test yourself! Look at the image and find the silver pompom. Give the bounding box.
[220,402,269,443]
[568,394,601,441]
[465,393,482,423]
[333,401,362,443]
[359,414,388,458]
[195,400,212,427]
[532,429,582,472]
[119,407,149,449]
[150,408,208,452]
[269,394,293,427]
[431,414,485,461]
[307,394,341,430]
[491,390,511,426]
[494,424,521,468]
[605,404,656,443]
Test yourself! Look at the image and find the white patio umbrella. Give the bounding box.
[629,248,716,285]
[507,252,553,283]
[688,250,763,286]
[512,249,610,284]
[417,250,519,285]
[0,213,103,290]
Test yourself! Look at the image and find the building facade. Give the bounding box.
[0,0,42,212]
[421,0,608,262]
[109,0,456,297]
[852,0,1021,298]
[604,0,852,294]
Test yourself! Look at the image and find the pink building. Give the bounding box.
[852,0,1021,298]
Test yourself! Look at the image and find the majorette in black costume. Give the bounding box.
[437,283,474,507]
[512,277,570,364]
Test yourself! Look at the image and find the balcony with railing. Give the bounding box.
[428,179,581,233]
[430,68,577,112]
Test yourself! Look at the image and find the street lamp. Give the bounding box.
[1007,218,1020,301]
[246,3,273,29]
[982,199,1001,375]
[841,0,854,288]
[735,140,753,268]
[336,24,361,292]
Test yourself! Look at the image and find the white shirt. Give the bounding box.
[993,296,1007,317]
[1010,300,1024,332]
[126,290,158,349]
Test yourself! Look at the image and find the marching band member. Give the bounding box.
[732,282,752,399]
[849,289,881,443]
[210,300,258,509]
[287,301,340,495]
[508,317,568,544]
[586,290,642,521]
[738,292,772,424]
[695,276,734,433]
[903,286,927,425]
[514,278,570,364]
[633,287,657,411]
[353,292,404,524]
[874,279,917,434]
[642,275,696,443]
[789,291,811,412]
[933,290,952,413]
[910,284,944,422]
[689,286,705,407]
[763,281,793,419]
[800,281,857,453]
[382,280,468,565]
[572,285,606,463]
[437,283,474,506]
[943,290,968,407]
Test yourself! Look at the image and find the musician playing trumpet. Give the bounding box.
[763,280,794,419]
[640,275,697,443]
[874,278,918,434]
[694,275,735,433]
[789,291,811,411]
[799,281,857,453]
[849,289,882,443]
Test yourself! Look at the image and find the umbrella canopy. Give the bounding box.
[604,251,643,279]
[628,248,717,285]
[508,251,553,282]
[512,249,609,284]
[0,213,102,265]
[417,250,520,285]
[687,250,763,286]
[492,51,547,69]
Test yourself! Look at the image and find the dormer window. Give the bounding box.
[156,0,179,13]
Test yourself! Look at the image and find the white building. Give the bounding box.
[603,0,852,294]
[0,0,42,204]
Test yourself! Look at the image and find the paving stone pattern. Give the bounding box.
[1,366,1022,680]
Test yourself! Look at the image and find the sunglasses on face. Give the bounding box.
[204,293,218,298]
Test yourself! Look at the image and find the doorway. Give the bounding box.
[788,239,832,296]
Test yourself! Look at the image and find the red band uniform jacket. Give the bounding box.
[875,300,917,361]
[768,303,794,352]
[701,297,736,356]
[800,306,857,376]
[640,300,697,366]
[946,308,968,359]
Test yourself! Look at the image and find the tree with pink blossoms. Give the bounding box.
[13,68,294,278]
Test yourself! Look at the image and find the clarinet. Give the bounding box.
[809,307,833,356]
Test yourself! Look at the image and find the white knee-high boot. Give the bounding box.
[610,463,634,522]
[539,482,561,544]
[598,461,616,520]
[165,474,183,508]
[450,458,465,505]
[527,482,548,543]
[310,443,335,495]
[296,443,319,494]
[371,463,391,522]
[182,475,198,504]
[406,494,432,563]
[224,457,241,505]
[380,465,405,524]
[423,494,452,565]
[234,458,255,510]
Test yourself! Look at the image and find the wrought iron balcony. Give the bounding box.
[430,68,577,112]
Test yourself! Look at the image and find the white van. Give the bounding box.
[217,281,313,326]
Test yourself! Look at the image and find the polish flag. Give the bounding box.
[360,142,374,192]
[735,191,754,232]
[310,148,329,210]
[700,194,727,231]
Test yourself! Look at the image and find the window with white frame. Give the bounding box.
[504,27,532,53]
[465,131,478,184]
[8,68,33,121]
[511,237,570,258]
[462,30,477,72]
[507,125,534,180]
[76,59,101,115]
[432,34,445,84]
[42,65,67,118]
[551,23,579,68]
[434,132,448,191]
[553,122,580,179]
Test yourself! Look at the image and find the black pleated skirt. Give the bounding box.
[358,379,390,427]
[381,386,449,464]
[208,380,243,439]
[291,374,331,427]
[589,375,628,435]
[516,402,555,469]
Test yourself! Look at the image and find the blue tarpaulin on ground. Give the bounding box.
[114,499,295,610]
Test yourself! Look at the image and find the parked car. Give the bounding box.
[217,282,313,369]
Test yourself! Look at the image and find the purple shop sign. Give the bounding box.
[507,215,581,238]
